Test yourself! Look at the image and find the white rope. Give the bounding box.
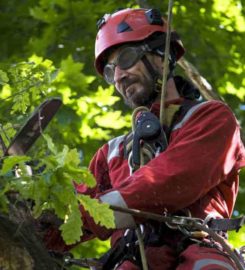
[159,0,174,126]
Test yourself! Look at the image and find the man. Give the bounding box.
[47,8,245,269]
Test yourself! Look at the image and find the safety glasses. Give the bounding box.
[103,46,146,84]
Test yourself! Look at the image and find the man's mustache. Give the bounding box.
[121,77,138,95]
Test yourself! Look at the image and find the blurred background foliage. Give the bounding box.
[0,0,244,266]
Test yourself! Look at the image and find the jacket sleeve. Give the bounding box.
[100,101,245,222]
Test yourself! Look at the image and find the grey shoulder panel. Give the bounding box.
[172,101,210,131]
[107,135,125,163]
[100,190,136,229]
[193,259,235,270]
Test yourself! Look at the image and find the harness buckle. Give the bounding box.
[166,215,203,228]
[166,215,207,239]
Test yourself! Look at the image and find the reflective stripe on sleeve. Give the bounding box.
[100,190,136,229]
[172,101,209,131]
[193,259,235,270]
[107,135,125,163]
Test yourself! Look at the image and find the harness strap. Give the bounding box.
[99,229,141,270]
[124,99,201,160]
[208,216,245,232]
[94,213,245,270]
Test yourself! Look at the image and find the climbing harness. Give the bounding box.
[54,209,245,269]
[107,205,245,270]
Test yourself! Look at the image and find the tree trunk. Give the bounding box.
[0,200,59,270]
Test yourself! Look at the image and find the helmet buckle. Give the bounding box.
[145,9,164,26]
[97,14,110,30]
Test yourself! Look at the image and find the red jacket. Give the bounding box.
[77,100,245,242]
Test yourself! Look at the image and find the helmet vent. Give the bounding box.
[117,21,132,33]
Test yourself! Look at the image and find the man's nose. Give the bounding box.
[114,65,127,83]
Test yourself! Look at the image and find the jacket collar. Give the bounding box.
[150,98,184,126]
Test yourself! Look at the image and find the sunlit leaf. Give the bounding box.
[212,0,245,32]
[42,134,57,154]
[228,225,245,248]
[0,70,9,85]
[60,203,83,245]
[95,111,128,129]
[63,166,95,186]
[79,195,115,229]
[0,156,31,175]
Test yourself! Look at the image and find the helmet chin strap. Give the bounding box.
[141,55,175,106]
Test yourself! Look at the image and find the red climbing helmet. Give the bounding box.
[95,8,185,75]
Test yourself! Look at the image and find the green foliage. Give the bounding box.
[0,0,244,262]
[70,238,110,270]
[229,225,245,249]
[0,70,9,85]
[0,135,115,245]
[60,203,83,245]
[0,57,57,114]
[0,156,31,175]
[79,195,115,229]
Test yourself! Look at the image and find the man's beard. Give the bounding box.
[121,74,159,109]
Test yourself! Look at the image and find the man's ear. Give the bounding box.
[148,53,163,74]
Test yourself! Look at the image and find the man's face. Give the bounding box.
[106,46,159,109]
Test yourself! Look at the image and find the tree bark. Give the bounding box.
[0,200,59,270]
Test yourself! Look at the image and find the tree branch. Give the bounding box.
[178,57,221,101]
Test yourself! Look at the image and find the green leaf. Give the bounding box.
[60,55,84,77]
[0,194,9,213]
[93,85,120,106]
[55,145,69,168]
[12,91,30,114]
[79,195,115,229]
[95,111,128,129]
[0,156,31,175]
[50,179,77,218]
[1,123,16,143]
[79,168,95,187]
[60,202,83,245]
[0,182,11,213]
[42,134,57,154]
[64,148,81,167]
[49,69,59,82]
[30,177,51,217]
[0,70,9,85]
[228,225,245,248]
[63,166,95,187]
